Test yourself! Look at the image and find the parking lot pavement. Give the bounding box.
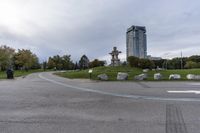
[0,72,199,133]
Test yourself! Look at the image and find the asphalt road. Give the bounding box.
[0,72,200,133]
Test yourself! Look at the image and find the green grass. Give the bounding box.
[56,66,142,81]
[55,66,200,81]
[0,69,46,79]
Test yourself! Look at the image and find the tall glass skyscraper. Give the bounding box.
[126,25,147,59]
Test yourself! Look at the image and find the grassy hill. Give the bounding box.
[55,66,200,81]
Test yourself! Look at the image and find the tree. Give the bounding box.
[61,55,74,70]
[79,55,89,69]
[31,56,41,69]
[165,57,187,69]
[122,61,127,66]
[127,56,155,69]
[48,55,62,70]
[184,61,199,69]
[89,59,105,68]
[14,49,39,71]
[138,58,155,69]
[0,45,15,70]
[73,62,79,70]
[188,55,200,63]
[47,57,56,69]
[47,55,74,70]
[152,59,166,68]
[127,56,139,67]
[53,55,62,70]
[43,61,47,71]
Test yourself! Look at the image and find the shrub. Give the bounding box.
[127,56,139,67]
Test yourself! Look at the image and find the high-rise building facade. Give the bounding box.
[126,25,147,59]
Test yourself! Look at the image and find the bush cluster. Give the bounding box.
[127,56,155,69]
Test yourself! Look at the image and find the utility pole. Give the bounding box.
[181,51,183,69]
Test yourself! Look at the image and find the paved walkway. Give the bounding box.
[0,72,199,133]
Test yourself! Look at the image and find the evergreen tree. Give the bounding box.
[79,55,89,69]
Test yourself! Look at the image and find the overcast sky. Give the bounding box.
[0,0,200,62]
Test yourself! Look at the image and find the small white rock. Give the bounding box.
[154,73,162,80]
[97,74,108,81]
[117,72,128,80]
[169,74,181,80]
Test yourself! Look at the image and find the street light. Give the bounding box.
[181,51,183,69]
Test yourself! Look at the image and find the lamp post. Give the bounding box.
[181,51,183,69]
[166,60,168,70]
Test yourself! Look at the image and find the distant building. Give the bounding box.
[147,55,162,60]
[126,25,147,59]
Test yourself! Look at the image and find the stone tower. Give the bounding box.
[109,47,122,66]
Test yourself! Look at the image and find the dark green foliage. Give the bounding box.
[122,61,127,66]
[14,49,40,70]
[188,55,200,63]
[184,61,200,69]
[47,55,74,70]
[166,58,182,69]
[79,55,89,69]
[153,59,166,68]
[47,57,55,69]
[62,55,74,70]
[138,58,155,69]
[0,45,15,70]
[127,56,155,69]
[89,59,105,68]
[73,62,79,70]
[43,61,47,71]
[163,57,191,69]
[127,56,139,67]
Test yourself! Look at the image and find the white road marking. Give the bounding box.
[168,90,200,94]
[188,83,200,86]
[39,73,200,102]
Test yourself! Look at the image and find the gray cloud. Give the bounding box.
[0,0,200,62]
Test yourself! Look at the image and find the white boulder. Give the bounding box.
[169,74,181,80]
[134,74,148,81]
[195,75,200,80]
[97,74,108,81]
[143,69,149,73]
[117,72,128,80]
[154,73,162,80]
[186,74,200,80]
